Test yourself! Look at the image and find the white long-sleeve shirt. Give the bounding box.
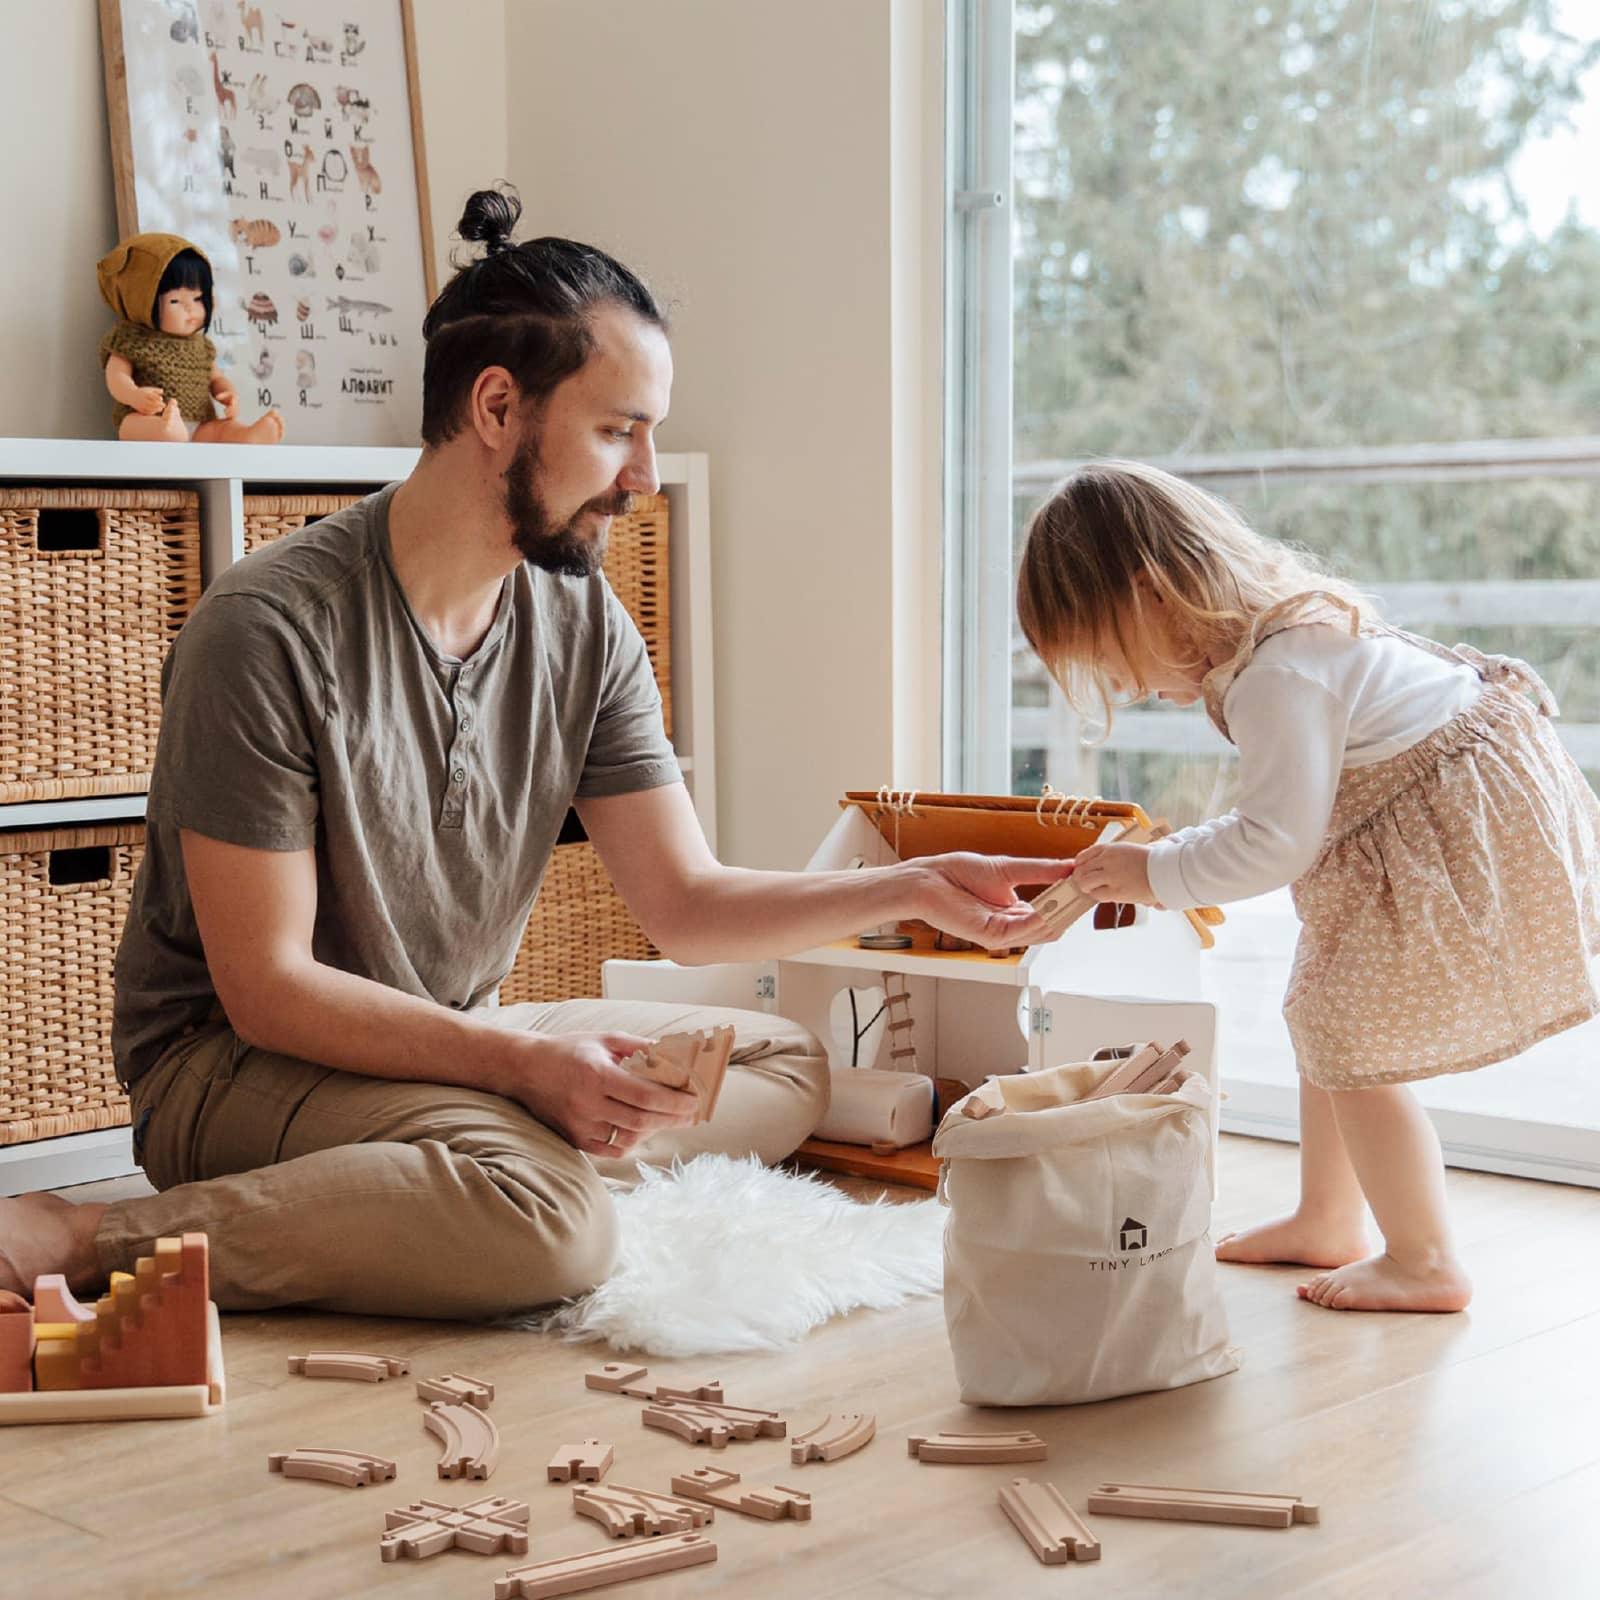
[1144,624,1482,910]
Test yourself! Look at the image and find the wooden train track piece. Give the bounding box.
[416,1371,494,1407]
[907,1430,1048,1464]
[1077,1042,1165,1104]
[622,1025,735,1123]
[548,1439,615,1483]
[790,1410,876,1465]
[1087,1482,1319,1528]
[380,1496,530,1562]
[571,1482,713,1539]
[670,1465,812,1522]
[494,1531,717,1599]
[585,1362,724,1403]
[267,1447,397,1488]
[286,1351,411,1382]
[642,1396,787,1448]
[424,1399,500,1480]
[998,1478,1101,1564]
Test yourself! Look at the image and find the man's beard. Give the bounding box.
[504,434,633,577]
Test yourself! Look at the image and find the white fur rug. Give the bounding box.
[518,1154,945,1356]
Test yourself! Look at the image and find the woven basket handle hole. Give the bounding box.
[34,508,106,554]
[48,845,114,888]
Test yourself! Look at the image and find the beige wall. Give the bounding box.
[4,0,941,871]
[505,0,944,868]
[0,0,506,439]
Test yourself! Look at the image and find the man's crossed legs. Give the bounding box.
[0,999,827,1320]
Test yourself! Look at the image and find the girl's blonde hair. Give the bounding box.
[1016,459,1371,727]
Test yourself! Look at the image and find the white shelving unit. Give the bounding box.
[0,437,716,1192]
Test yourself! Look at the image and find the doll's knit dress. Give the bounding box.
[99,322,216,427]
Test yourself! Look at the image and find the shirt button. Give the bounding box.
[458,715,472,733]
[452,767,466,784]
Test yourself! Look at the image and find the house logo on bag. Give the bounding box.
[1119,1217,1147,1252]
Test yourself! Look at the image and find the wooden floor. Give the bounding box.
[4,1135,1598,1598]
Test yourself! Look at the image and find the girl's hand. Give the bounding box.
[1070,842,1163,907]
[134,385,168,416]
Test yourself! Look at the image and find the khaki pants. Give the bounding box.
[96,998,828,1320]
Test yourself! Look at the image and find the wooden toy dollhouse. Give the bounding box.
[603,790,1224,1191]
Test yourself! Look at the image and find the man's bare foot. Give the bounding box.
[0,1193,108,1297]
[1214,1211,1371,1268]
[1297,1250,1472,1313]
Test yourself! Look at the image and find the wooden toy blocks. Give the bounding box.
[585,1362,724,1403]
[907,1430,1048,1464]
[0,1234,227,1424]
[571,1482,713,1539]
[670,1466,812,1522]
[268,1448,397,1488]
[998,1478,1101,1564]
[790,1410,876,1465]
[380,1496,530,1562]
[642,1396,787,1448]
[494,1532,716,1600]
[548,1440,615,1483]
[0,1290,32,1394]
[622,1025,735,1123]
[416,1371,494,1407]
[288,1351,411,1381]
[424,1398,500,1479]
[1087,1482,1319,1528]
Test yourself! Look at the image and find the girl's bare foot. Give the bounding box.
[1215,1210,1371,1268]
[0,1193,108,1297]
[1298,1250,1472,1312]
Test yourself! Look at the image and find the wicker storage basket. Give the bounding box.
[502,493,672,1003]
[0,487,201,804]
[0,824,143,1146]
[500,840,657,1005]
[606,492,672,734]
[242,492,366,554]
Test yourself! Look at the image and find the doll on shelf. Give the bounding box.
[96,232,284,444]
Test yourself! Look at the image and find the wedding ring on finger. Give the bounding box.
[604,1125,620,1148]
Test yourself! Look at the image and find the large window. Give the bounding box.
[949,0,1600,1182]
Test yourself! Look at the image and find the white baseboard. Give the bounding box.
[1220,1079,1600,1189]
[0,1128,139,1196]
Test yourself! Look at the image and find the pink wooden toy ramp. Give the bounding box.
[0,1233,226,1424]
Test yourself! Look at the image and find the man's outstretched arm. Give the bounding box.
[575,782,1074,965]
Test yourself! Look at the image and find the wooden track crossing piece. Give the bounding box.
[585,1363,724,1403]
[548,1439,615,1483]
[494,1531,716,1599]
[1087,1482,1319,1528]
[380,1496,530,1562]
[790,1411,876,1465]
[670,1465,812,1522]
[642,1397,787,1448]
[998,1478,1101,1564]
[267,1447,397,1488]
[424,1399,500,1479]
[287,1351,411,1382]
[416,1371,494,1407]
[571,1482,713,1538]
[907,1430,1047,1464]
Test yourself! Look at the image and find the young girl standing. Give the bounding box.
[1017,460,1600,1312]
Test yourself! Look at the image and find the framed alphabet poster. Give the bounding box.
[99,0,437,445]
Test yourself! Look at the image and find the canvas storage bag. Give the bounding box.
[935,1059,1239,1406]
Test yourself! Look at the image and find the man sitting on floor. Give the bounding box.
[0,188,1066,1321]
